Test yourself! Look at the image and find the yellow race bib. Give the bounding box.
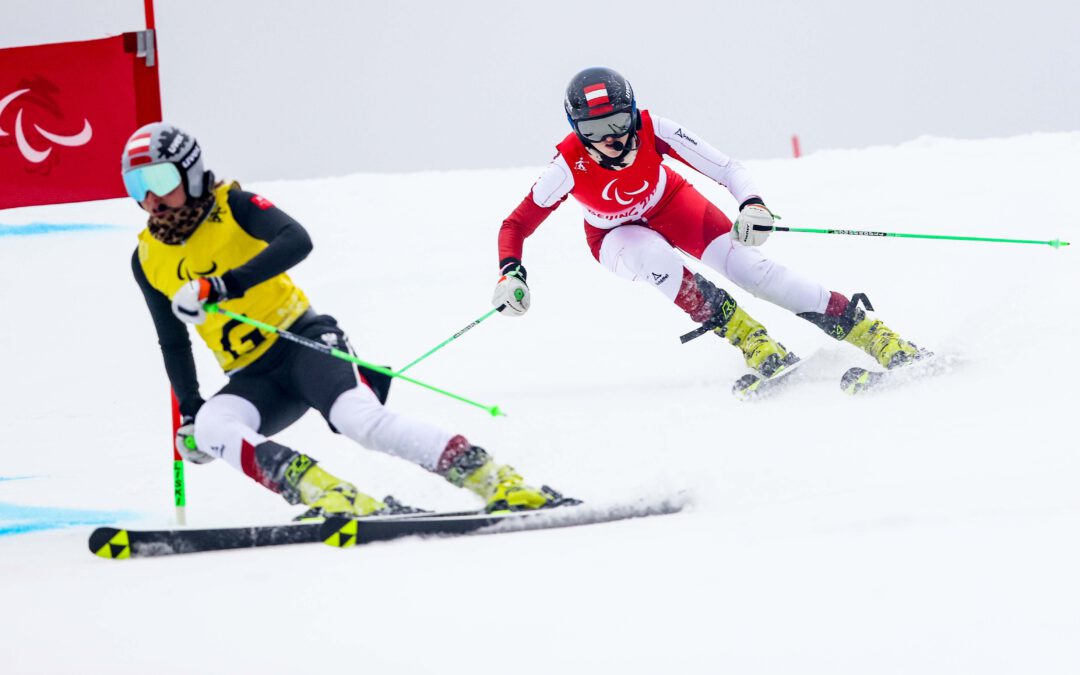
[137,182,310,371]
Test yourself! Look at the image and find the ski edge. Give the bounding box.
[321,494,690,548]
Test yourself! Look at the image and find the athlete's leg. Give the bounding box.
[328,386,455,470]
[193,392,266,471]
[700,233,831,315]
[645,182,832,316]
[283,314,455,470]
[592,221,792,374]
[327,387,555,510]
[195,351,384,514]
[654,185,921,366]
[290,315,557,510]
[597,224,686,301]
[193,390,315,502]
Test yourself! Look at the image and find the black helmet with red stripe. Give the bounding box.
[564,67,638,147]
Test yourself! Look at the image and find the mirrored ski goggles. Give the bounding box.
[575,111,634,141]
[123,162,182,202]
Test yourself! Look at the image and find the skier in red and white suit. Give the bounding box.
[493,67,922,384]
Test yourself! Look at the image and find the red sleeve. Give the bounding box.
[497,191,563,266]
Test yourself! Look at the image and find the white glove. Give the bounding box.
[732,203,774,246]
[175,416,215,464]
[171,277,228,324]
[492,262,530,317]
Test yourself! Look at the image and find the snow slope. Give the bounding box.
[1,133,1078,674]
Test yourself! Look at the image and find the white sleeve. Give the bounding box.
[654,116,761,206]
[530,154,575,208]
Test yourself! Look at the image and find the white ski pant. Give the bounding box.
[598,225,831,315]
[194,386,453,475]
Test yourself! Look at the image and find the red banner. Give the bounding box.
[0,34,161,210]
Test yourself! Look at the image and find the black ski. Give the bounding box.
[89,496,686,559]
[88,509,489,559]
[89,522,323,559]
[321,496,686,548]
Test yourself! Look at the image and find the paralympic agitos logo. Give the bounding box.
[177,258,219,281]
[0,76,92,171]
[601,178,650,206]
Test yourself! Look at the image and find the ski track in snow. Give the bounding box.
[1,133,1078,674]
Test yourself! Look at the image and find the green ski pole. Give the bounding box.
[754,224,1070,248]
[205,305,506,417]
[398,306,503,374]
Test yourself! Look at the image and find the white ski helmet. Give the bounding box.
[121,122,208,199]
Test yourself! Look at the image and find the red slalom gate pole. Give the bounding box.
[138,0,163,124]
[170,390,187,525]
[791,134,802,158]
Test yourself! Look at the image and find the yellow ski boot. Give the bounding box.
[844,317,921,369]
[439,440,565,512]
[289,460,386,520]
[798,292,924,370]
[721,306,798,377]
[677,272,798,378]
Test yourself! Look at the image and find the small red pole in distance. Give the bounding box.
[171,390,187,525]
[792,134,802,158]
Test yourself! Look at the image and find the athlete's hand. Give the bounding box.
[171,277,228,324]
[492,262,530,317]
[733,204,774,246]
[175,415,215,464]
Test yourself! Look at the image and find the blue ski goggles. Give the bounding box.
[575,111,635,142]
[123,163,182,202]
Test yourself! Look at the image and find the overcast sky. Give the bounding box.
[4,0,1077,181]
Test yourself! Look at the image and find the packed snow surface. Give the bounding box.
[1,133,1078,674]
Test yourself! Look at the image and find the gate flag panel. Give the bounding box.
[0,33,161,210]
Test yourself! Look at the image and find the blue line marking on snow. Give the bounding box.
[0,502,137,537]
[0,475,39,483]
[0,223,120,237]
